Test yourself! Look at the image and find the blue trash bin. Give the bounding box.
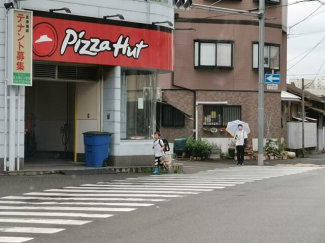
[83,131,113,167]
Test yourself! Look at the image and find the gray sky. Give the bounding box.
[287,0,325,79]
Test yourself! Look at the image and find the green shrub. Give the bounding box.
[186,138,213,157]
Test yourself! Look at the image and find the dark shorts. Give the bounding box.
[154,156,162,166]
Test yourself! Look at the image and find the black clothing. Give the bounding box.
[236,145,245,165]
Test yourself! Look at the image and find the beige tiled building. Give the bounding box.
[158,0,288,148]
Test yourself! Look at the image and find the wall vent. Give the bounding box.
[33,63,98,82]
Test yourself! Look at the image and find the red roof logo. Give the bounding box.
[33,22,58,57]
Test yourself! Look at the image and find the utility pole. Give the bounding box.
[258,0,265,166]
[302,78,305,158]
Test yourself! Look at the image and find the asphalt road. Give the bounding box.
[0,166,324,243]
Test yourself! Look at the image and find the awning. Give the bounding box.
[306,117,317,122]
[157,101,192,118]
[281,91,301,101]
[308,107,325,115]
[292,116,317,122]
[292,117,307,122]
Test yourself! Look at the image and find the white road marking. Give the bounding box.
[108,181,239,186]
[2,196,168,202]
[67,186,213,192]
[95,182,228,187]
[0,218,91,225]
[24,193,184,198]
[124,178,264,181]
[0,227,65,234]
[0,237,34,243]
[0,206,136,212]
[0,201,153,207]
[0,212,113,218]
[44,189,199,194]
[80,184,228,189]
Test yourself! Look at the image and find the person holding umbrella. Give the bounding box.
[234,124,248,165]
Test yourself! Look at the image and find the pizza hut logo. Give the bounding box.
[33,22,58,57]
[60,29,149,59]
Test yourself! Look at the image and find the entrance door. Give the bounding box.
[25,81,76,161]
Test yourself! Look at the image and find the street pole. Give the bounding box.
[302,78,305,158]
[258,0,265,166]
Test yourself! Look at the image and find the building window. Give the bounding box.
[194,40,234,69]
[253,43,280,70]
[203,105,241,127]
[157,103,185,127]
[121,70,157,140]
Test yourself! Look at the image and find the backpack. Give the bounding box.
[159,139,170,152]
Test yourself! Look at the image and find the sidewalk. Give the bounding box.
[180,152,325,174]
[1,152,324,176]
[1,159,182,176]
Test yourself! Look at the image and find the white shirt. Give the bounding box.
[235,130,248,146]
[153,139,164,157]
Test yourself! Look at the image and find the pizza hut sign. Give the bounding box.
[61,29,149,59]
[33,13,173,71]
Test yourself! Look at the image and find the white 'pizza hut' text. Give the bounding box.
[60,29,149,59]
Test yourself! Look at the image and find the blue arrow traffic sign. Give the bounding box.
[265,74,281,84]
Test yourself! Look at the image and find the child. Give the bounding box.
[152,132,165,174]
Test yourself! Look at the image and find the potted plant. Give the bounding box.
[185,137,195,153]
[265,138,287,160]
[228,140,236,159]
[186,138,213,159]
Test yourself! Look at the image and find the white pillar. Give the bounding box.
[9,86,16,171]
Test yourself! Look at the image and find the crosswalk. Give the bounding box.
[0,166,321,242]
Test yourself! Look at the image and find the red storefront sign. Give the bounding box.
[33,12,173,71]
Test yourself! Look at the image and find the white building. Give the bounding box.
[0,0,174,171]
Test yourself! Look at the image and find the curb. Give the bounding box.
[3,164,183,176]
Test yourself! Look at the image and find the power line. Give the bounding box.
[265,0,320,10]
[288,28,325,38]
[289,4,323,29]
[287,38,325,62]
[305,57,325,88]
[287,72,325,76]
[287,35,325,70]
[183,0,316,21]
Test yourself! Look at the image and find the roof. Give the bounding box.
[287,83,325,103]
[281,91,301,101]
[308,107,325,115]
[158,101,192,118]
[292,116,317,122]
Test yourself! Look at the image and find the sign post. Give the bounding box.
[265,73,281,90]
[8,10,33,86]
[7,9,33,171]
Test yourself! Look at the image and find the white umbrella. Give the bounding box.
[226,120,250,137]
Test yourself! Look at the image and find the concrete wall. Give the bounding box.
[19,0,173,25]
